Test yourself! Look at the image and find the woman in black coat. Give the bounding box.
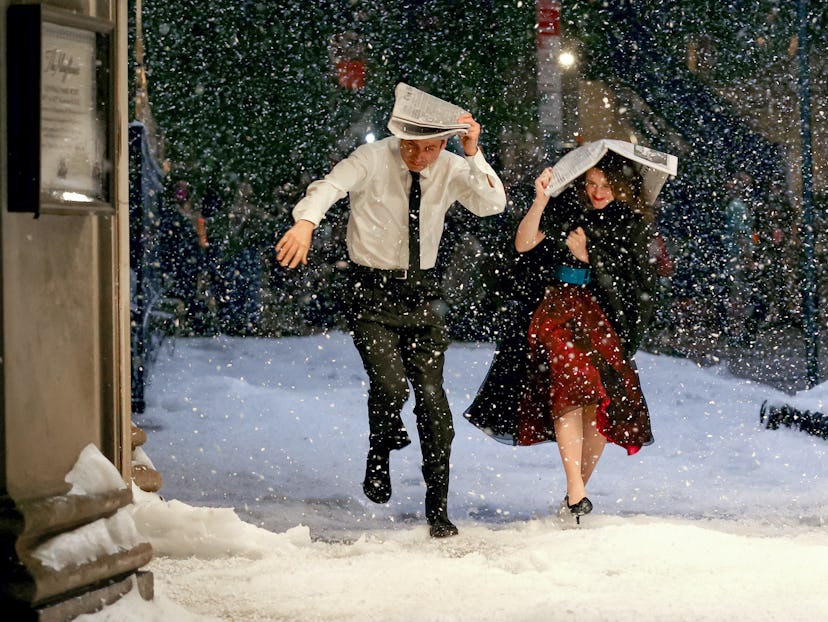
[465,153,657,524]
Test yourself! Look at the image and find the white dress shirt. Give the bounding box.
[292,136,506,270]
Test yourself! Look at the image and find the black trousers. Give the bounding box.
[347,266,454,521]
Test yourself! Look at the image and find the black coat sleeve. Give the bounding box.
[585,209,658,357]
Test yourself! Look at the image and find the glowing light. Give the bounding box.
[559,51,575,68]
[365,132,376,143]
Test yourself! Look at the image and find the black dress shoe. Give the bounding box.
[428,517,459,538]
[362,446,391,504]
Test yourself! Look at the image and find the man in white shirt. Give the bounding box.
[276,105,506,538]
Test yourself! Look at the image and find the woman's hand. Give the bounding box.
[534,167,554,201]
[566,227,589,264]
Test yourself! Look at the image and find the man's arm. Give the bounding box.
[274,143,372,269]
[457,149,507,216]
[453,114,506,215]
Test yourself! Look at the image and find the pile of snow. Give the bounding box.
[75,333,827,621]
[33,444,145,572]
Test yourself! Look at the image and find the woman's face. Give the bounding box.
[584,168,614,210]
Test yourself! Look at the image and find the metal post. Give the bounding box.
[797,0,818,387]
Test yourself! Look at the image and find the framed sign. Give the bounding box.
[7,5,115,216]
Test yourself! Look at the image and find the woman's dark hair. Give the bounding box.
[579,152,650,218]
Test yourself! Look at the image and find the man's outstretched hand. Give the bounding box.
[275,219,315,268]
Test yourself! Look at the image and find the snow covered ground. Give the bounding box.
[81,332,828,621]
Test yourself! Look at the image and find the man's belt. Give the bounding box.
[555,265,591,285]
[390,269,411,280]
[351,264,432,282]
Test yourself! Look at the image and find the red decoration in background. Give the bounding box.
[336,60,366,90]
[537,0,560,37]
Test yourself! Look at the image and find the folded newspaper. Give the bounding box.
[546,139,679,205]
[387,83,470,140]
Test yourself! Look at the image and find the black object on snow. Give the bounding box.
[760,400,828,440]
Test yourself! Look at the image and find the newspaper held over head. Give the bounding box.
[387,83,471,140]
[546,139,679,205]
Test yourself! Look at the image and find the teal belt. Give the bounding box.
[555,265,591,285]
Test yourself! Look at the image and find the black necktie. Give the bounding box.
[408,171,421,271]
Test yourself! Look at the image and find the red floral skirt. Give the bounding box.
[516,284,653,454]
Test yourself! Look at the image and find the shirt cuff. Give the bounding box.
[465,148,487,168]
[292,207,323,227]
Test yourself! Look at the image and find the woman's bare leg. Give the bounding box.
[553,407,587,503]
[580,404,606,487]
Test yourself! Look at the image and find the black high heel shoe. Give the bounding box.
[565,495,593,525]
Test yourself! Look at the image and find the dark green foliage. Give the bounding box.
[132,0,541,336]
[136,0,538,199]
[130,0,818,340]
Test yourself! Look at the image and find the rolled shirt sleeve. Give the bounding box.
[291,145,373,226]
[457,148,507,216]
